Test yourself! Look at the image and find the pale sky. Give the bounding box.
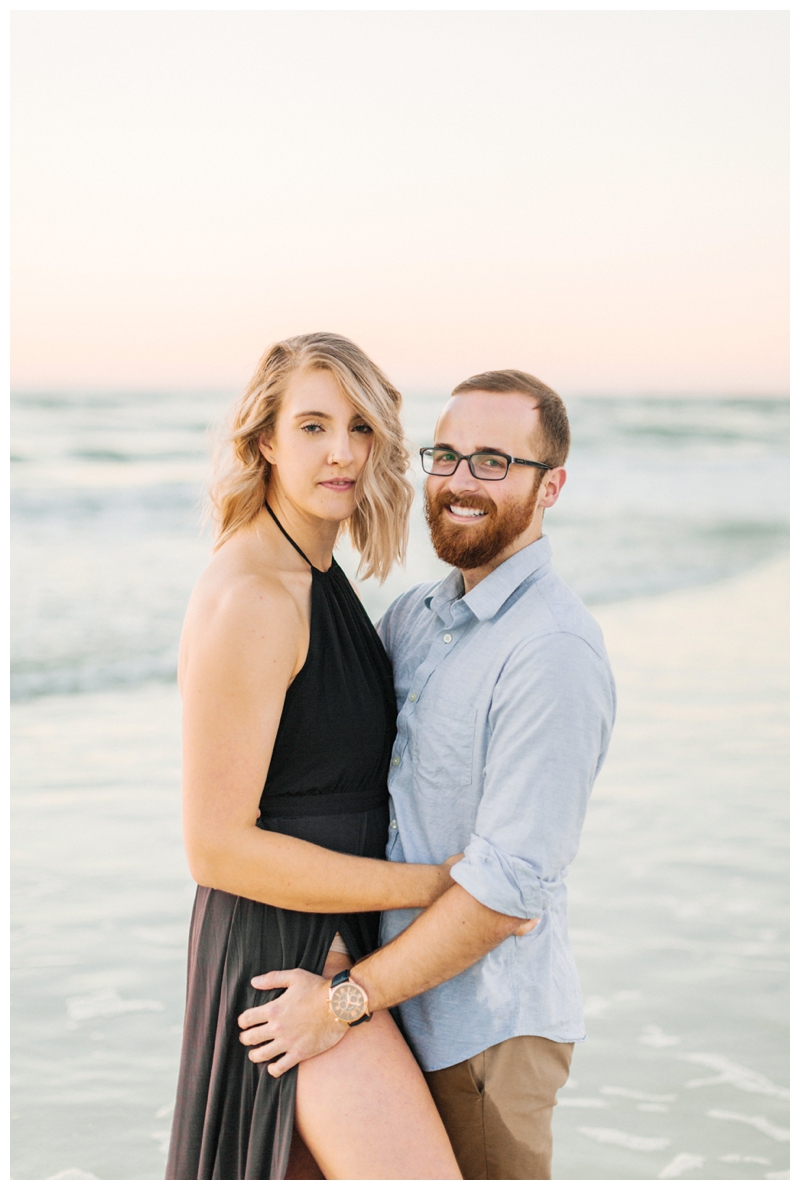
[11,10,788,395]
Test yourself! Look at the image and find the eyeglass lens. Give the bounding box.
[422,449,509,480]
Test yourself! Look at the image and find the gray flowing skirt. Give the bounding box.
[165,800,388,1180]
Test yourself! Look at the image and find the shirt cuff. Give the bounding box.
[449,834,553,919]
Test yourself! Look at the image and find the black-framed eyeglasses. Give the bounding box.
[419,447,551,481]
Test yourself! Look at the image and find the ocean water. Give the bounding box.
[10,392,788,1180]
[11,391,788,701]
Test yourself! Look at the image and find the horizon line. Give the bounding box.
[9,386,790,401]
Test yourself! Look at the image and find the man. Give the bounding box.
[239,370,616,1178]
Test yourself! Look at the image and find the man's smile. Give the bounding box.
[446,503,488,522]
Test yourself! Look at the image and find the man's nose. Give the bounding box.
[450,457,480,487]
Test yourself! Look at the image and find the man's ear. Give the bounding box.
[538,467,567,511]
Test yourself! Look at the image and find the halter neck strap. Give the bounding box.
[265,503,315,569]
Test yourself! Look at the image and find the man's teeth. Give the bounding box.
[449,505,486,518]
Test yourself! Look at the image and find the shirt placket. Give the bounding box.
[387,599,473,831]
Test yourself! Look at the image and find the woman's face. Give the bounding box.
[260,368,374,522]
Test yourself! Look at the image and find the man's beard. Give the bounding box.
[424,479,541,571]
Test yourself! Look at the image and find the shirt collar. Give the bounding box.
[426,534,553,623]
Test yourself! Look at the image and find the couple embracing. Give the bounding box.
[166,332,615,1180]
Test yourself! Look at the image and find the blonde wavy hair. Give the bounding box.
[208,332,414,582]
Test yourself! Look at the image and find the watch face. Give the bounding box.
[330,981,367,1023]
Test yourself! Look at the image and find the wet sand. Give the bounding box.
[11,555,788,1179]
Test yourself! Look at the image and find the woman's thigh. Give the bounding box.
[293,955,461,1180]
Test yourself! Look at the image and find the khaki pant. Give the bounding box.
[424,1035,573,1180]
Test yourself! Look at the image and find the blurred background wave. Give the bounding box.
[11,389,789,702]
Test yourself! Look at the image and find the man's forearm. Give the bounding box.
[238,881,538,1075]
[351,883,535,1011]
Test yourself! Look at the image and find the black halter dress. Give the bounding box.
[166,508,395,1179]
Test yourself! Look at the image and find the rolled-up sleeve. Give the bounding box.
[449,630,616,919]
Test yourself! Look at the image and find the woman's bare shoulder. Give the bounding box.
[180,547,307,685]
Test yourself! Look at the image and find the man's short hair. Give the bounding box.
[451,369,570,467]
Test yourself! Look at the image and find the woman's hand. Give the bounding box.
[434,854,538,934]
[433,853,464,900]
[512,917,539,936]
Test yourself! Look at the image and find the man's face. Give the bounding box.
[424,390,551,571]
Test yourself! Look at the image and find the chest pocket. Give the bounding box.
[413,694,477,789]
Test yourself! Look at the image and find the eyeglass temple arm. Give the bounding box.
[514,458,551,471]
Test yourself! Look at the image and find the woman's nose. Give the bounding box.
[328,433,354,464]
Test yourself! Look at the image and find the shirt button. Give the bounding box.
[390,819,398,830]
[391,756,400,766]
[443,633,453,643]
[408,691,418,702]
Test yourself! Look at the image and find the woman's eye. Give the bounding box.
[301,422,324,434]
[353,423,373,435]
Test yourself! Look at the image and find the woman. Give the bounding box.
[166,333,461,1180]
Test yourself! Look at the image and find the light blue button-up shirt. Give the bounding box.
[377,535,616,1072]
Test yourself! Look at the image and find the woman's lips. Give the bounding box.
[319,479,356,490]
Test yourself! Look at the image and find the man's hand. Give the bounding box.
[237,968,348,1077]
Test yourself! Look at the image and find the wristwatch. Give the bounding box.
[327,969,372,1026]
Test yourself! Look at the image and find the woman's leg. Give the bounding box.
[285,1126,324,1180]
[293,951,462,1180]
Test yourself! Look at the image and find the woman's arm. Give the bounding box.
[181,574,450,913]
